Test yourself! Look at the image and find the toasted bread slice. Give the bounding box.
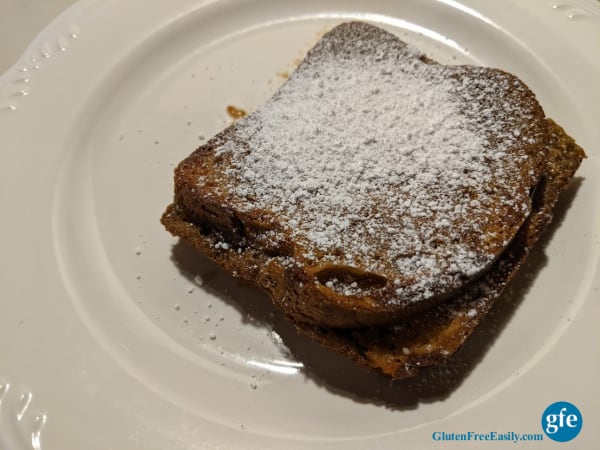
[162,119,584,378]
[164,22,551,328]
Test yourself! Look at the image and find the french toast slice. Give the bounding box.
[163,22,552,328]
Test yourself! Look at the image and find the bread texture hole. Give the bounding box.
[313,264,387,295]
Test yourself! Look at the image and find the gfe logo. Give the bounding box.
[541,401,582,442]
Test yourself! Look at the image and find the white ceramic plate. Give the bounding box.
[1,0,599,448]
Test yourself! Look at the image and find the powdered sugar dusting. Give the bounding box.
[201,22,545,306]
